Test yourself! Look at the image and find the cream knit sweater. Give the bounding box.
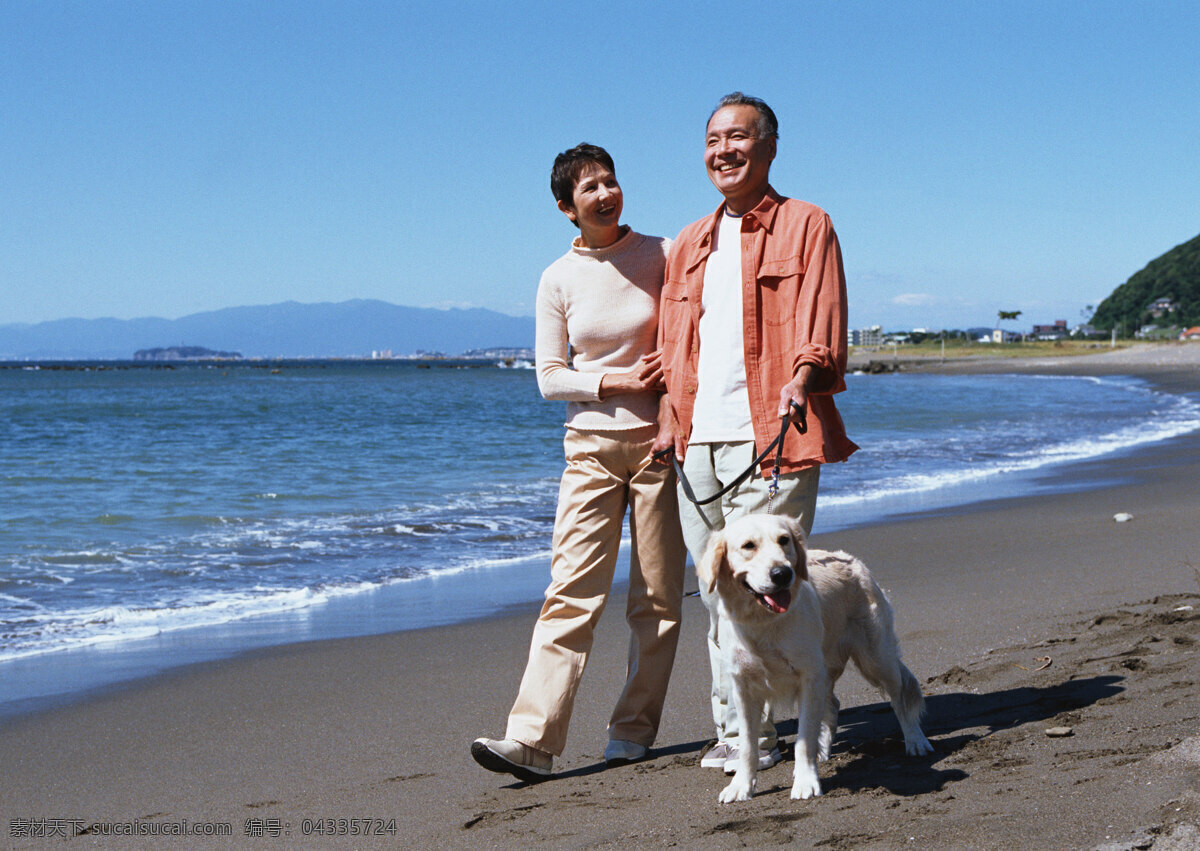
[535,228,668,431]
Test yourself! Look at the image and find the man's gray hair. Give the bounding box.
[709,92,779,140]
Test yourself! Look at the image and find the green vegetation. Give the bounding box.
[1091,232,1200,335]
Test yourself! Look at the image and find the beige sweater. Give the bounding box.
[535,228,668,431]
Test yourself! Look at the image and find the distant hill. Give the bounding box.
[0,300,535,360]
[1092,233,1200,335]
[134,346,243,361]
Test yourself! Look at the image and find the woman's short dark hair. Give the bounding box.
[551,143,616,206]
[709,92,779,140]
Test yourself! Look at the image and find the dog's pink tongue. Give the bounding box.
[763,590,791,613]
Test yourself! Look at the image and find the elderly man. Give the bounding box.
[655,92,858,772]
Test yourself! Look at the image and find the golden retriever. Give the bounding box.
[696,513,933,803]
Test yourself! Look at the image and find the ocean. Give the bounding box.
[3,360,1200,712]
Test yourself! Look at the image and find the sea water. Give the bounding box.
[2,361,1199,691]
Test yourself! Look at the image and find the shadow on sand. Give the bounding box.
[497,675,1125,795]
[812,673,1126,795]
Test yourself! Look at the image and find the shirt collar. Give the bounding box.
[691,186,783,249]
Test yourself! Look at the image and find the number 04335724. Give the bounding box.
[300,818,397,836]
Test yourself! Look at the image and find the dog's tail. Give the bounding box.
[896,662,926,722]
[894,660,935,755]
[861,573,925,723]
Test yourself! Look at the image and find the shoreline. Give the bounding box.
[3,344,1200,848]
[1,418,1185,725]
[849,339,1200,392]
[0,547,568,723]
[4,358,1191,722]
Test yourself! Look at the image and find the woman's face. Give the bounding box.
[559,162,623,248]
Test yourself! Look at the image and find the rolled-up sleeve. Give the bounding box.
[792,213,847,395]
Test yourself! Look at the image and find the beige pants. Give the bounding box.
[506,425,687,756]
[678,441,820,749]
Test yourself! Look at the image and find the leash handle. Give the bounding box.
[785,400,808,435]
[663,404,807,508]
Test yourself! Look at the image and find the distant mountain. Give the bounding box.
[0,300,535,360]
[133,346,243,361]
[1092,233,1200,334]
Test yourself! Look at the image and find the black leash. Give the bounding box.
[653,403,807,509]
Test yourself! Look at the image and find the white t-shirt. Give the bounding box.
[689,212,754,443]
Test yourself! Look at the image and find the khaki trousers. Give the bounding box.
[678,441,820,749]
[506,425,687,756]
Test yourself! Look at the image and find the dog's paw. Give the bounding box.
[905,733,934,756]
[790,776,822,800]
[718,776,755,803]
[791,764,822,800]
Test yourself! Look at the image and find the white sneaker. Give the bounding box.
[700,741,733,768]
[471,737,552,782]
[723,745,783,774]
[604,739,647,766]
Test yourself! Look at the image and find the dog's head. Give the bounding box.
[696,514,808,616]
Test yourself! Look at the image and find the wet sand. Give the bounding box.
[2,343,1199,849]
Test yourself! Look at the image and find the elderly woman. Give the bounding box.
[472,144,686,779]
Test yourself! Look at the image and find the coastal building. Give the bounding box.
[851,325,883,347]
[1180,327,1200,341]
[1147,298,1178,318]
[1136,325,1180,340]
[1031,320,1068,340]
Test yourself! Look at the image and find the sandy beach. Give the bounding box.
[3,344,1199,849]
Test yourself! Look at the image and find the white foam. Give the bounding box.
[396,546,556,580]
[824,396,1200,509]
[0,585,348,661]
[0,592,46,610]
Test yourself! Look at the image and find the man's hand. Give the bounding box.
[651,395,684,464]
[778,366,813,428]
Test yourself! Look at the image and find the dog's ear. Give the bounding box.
[696,531,727,595]
[785,516,809,581]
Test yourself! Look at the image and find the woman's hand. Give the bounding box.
[635,350,664,389]
[598,351,664,398]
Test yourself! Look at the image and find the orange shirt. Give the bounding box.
[659,187,858,475]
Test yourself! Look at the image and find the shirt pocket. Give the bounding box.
[757,254,804,327]
[661,280,691,342]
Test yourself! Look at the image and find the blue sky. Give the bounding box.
[3,1,1197,333]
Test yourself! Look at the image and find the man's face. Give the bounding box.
[704,104,776,213]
